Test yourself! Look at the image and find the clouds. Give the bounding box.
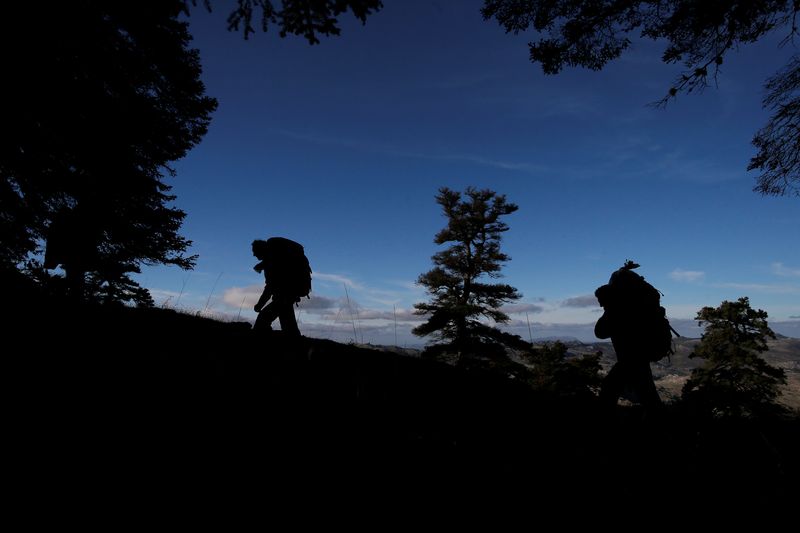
[153,257,800,348]
[562,295,599,308]
[496,296,603,326]
[667,262,800,290]
[222,284,262,308]
[215,277,426,345]
[272,127,551,175]
[214,273,610,345]
[221,286,355,314]
[712,283,800,295]
[313,272,364,290]
[298,302,424,346]
[772,262,800,277]
[297,294,339,311]
[661,263,800,301]
[502,296,599,315]
[348,307,424,322]
[669,269,705,283]
[698,262,800,298]
[499,320,599,343]
[222,277,424,324]
[501,303,546,314]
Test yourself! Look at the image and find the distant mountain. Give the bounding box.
[533,335,582,343]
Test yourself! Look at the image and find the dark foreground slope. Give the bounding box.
[5,296,799,522]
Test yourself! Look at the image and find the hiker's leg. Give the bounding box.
[599,362,625,408]
[253,311,273,331]
[634,362,663,410]
[278,301,300,336]
[254,302,279,331]
[622,360,663,419]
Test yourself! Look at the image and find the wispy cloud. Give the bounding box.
[596,134,744,185]
[500,320,600,342]
[501,303,546,315]
[561,295,599,308]
[271,128,549,174]
[772,262,800,277]
[431,153,549,172]
[222,287,340,314]
[712,283,800,294]
[669,269,706,283]
[388,280,427,300]
[313,272,365,290]
[298,295,340,311]
[314,274,424,308]
[344,307,424,322]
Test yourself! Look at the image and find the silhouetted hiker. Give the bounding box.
[251,237,312,336]
[594,260,663,415]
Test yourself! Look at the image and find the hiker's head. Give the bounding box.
[595,284,612,307]
[252,239,269,260]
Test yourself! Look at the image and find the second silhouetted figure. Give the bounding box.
[252,237,312,336]
[594,260,666,415]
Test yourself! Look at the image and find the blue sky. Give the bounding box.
[137,0,800,344]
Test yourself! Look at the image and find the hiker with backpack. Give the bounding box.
[594,260,675,415]
[251,237,312,336]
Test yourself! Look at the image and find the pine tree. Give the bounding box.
[413,187,521,352]
[682,297,787,418]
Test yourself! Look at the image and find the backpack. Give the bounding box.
[263,237,312,302]
[646,305,678,363]
[595,261,678,362]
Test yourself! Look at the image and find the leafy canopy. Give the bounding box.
[0,2,217,303]
[184,0,384,42]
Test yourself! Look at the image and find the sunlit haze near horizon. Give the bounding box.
[136,0,800,345]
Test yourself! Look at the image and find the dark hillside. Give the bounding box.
[5,291,799,519]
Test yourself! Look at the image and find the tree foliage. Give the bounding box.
[413,187,521,350]
[184,0,384,42]
[0,2,217,304]
[481,0,800,196]
[749,55,800,196]
[681,297,787,418]
[527,342,602,399]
